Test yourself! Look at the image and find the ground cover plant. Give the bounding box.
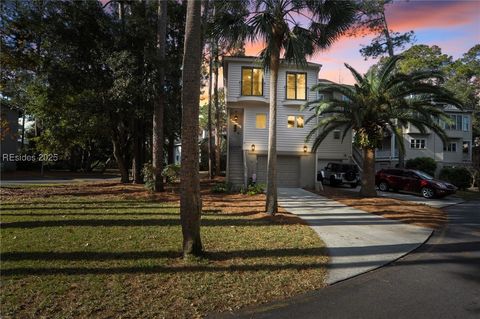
[0,182,327,318]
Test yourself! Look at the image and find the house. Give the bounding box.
[374,105,473,175]
[223,56,353,188]
[0,106,19,171]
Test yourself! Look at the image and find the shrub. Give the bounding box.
[142,162,155,192]
[162,164,181,184]
[211,182,231,193]
[439,167,472,190]
[405,157,437,176]
[244,183,265,196]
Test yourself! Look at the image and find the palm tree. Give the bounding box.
[214,0,357,214]
[304,56,463,197]
[180,0,203,257]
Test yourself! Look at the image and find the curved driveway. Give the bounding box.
[214,200,480,319]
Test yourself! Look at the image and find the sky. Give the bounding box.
[244,0,480,85]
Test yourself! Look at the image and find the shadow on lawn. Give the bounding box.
[0,215,291,228]
[2,241,480,277]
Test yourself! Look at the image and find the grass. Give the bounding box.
[312,186,447,229]
[0,182,328,318]
[455,189,480,201]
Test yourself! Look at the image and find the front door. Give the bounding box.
[228,108,243,148]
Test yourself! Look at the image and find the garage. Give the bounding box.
[256,155,300,188]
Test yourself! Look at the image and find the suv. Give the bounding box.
[320,162,360,188]
[375,168,457,198]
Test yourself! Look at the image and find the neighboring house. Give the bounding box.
[0,106,19,171]
[374,105,473,175]
[223,56,353,188]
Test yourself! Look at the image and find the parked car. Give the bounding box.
[375,168,457,199]
[320,162,360,188]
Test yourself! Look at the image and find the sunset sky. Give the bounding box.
[245,0,480,84]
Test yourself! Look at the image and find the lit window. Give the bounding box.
[443,142,457,152]
[242,67,263,96]
[410,139,426,149]
[256,113,266,129]
[287,115,295,128]
[286,72,307,100]
[463,141,471,154]
[287,115,304,128]
[296,116,304,128]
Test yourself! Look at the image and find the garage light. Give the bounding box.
[303,145,308,153]
[251,144,255,152]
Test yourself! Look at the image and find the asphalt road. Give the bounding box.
[217,201,480,319]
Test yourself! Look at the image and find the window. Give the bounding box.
[445,114,463,130]
[463,141,471,154]
[286,72,306,100]
[333,130,341,140]
[256,113,266,129]
[463,116,470,131]
[443,142,457,152]
[287,115,304,128]
[410,139,426,149]
[242,67,263,96]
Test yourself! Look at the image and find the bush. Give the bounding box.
[162,164,181,184]
[211,182,233,194]
[405,157,437,176]
[439,167,472,190]
[142,163,155,192]
[243,183,265,196]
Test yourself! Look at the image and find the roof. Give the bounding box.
[223,55,322,69]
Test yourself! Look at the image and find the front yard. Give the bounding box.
[0,182,327,318]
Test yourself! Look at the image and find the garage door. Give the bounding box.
[256,156,300,188]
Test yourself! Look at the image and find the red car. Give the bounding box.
[375,168,457,199]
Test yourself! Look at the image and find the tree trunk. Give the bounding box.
[152,0,167,192]
[132,119,142,184]
[360,147,377,197]
[207,48,213,179]
[180,0,203,257]
[112,136,129,183]
[265,54,280,215]
[381,11,405,168]
[214,51,221,176]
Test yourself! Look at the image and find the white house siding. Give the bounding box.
[224,56,353,188]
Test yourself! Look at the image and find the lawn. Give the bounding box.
[0,182,328,318]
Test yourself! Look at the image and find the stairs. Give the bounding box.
[228,147,244,187]
[352,145,363,172]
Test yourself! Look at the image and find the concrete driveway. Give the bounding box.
[277,188,432,284]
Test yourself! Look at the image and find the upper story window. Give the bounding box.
[444,114,464,131]
[256,113,267,129]
[287,115,304,128]
[286,72,306,100]
[410,139,426,149]
[462,116,470,131]
[242,67,263,96]
[443,142,457,152]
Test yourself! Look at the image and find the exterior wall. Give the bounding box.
[375,110,473,176]
[1,108,19,171]
[224,57,353,187]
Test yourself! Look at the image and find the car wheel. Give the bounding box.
[421,187,435,199]
[378,181,389,192]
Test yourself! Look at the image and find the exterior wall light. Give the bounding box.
[251,144,255,152]
[234,114,238,122]
[303,145,308,153]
